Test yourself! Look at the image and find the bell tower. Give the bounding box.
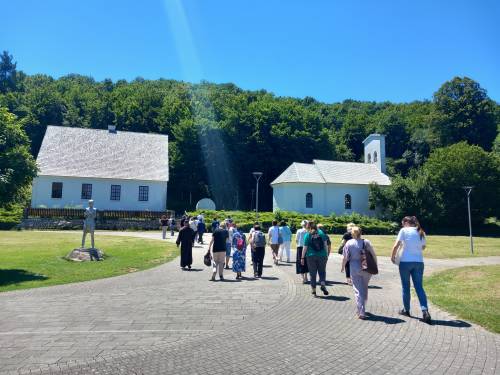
[362,134,386,174]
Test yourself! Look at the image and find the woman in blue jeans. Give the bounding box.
[391,216,431,324]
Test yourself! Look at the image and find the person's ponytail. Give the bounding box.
[412,216,426,240]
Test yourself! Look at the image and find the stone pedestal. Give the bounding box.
[65,248,104,262]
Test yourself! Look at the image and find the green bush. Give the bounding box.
[0,204,24,229]
[189,210,397,235]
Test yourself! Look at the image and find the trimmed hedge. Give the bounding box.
[188,210,399,235]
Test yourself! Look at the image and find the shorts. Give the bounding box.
[270,244,280,255]
[83,223,95,232]
[226,242,232,257]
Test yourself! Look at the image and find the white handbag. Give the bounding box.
[394,247,403,265]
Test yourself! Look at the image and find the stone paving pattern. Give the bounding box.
[0,231,498,374]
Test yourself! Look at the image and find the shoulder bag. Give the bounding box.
[360,240,378,275]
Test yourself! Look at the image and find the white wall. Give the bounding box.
[31,175,167,211]
[273,183,377,216]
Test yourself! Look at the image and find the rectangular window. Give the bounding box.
[81,183,92,199]
[51,182,63,199]
[138,186,149,201]
[110,185,121,201]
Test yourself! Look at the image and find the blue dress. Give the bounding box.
[232,232,246,273]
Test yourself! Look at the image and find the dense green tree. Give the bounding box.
[433,77,497,150]
[0,51,18,93]
[0,107,37,205]
[371,142,500,230]
[422,142,500,226]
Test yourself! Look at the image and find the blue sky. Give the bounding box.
[2,0,499,103]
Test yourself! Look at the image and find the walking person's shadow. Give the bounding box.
[408,315,471,327]
[364,312,405,324]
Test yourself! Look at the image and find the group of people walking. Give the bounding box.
[176,214,432,324]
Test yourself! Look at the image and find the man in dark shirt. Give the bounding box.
[211,218,220,232]
[207,223,229,281]
[338,223,355,285]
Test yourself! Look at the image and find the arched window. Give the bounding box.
[306,193,313,208]
[373,151,378,163]
[344,194,352,210]
[367,153,371,163]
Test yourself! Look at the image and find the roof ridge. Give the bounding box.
[294,163,301,181]
[47,125,169,138]
[312,162,327,183]
[313,159,367,166]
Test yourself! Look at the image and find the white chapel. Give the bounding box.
[31,125,169,211]
[271,134,390,216]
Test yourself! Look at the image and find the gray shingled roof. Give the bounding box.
[271,159,390,186]
[36,126,169,182]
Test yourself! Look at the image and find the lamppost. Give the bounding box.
[463,186,474,255]
[252,172,263,220]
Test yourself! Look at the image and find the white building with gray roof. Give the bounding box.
[271,134,390,216]
[31,125,169,211]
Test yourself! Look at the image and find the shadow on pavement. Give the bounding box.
[368,285,383,289]
[181,268,204,272]
[260,276,279,281]
[365,312,405,324]
[0,269,48,286]
[318,295,350,301]
[422,319,471,328]
[326,280,348,286]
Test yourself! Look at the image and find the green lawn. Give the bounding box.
[0,231,178,292]
[425,265,500,333]
[289,234,500,258]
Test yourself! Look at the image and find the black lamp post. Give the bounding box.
[463,186,474,255]
[252,172,263,220]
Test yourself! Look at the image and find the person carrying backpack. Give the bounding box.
[252,224,266,278]
[231,224,246,279]
[301,221,330,296]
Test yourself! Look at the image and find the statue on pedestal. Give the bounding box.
[82,199,97,249]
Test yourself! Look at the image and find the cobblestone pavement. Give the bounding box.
[0,231,498,374]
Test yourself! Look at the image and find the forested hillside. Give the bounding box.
[1,51,499,231]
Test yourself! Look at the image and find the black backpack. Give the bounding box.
[310,231,324,252]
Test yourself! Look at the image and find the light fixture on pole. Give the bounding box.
[252,172,263,220]
[463,186,474,255]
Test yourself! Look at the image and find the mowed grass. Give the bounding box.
[289,234,500,258]
[425,265,500,333]
[0,231,178,293]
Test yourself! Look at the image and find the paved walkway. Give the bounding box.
[0,231,499,374]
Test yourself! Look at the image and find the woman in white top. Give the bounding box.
[295,220,309,283]
[391,216,431,324]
